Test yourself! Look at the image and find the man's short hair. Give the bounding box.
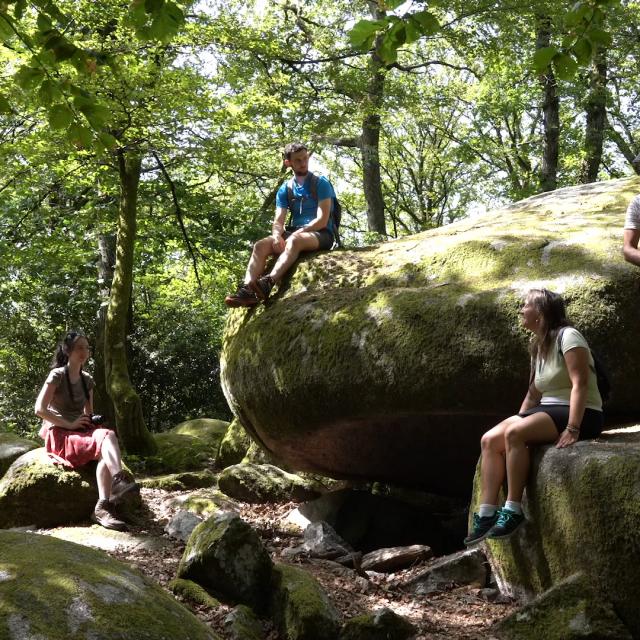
[283,142,308,160]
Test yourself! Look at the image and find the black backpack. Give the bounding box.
[286,172,342,247]
[557,327,611,403]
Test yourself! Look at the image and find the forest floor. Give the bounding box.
[67,487,517,640]
[42,487,516,639]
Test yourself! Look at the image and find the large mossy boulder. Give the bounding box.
[221,177,640,494]
[479,427,640,638]
[0,431,38,477]
[0,531,220,640]
[173,418,229,450]
[0,448,98,528]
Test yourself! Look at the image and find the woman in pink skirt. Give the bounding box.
[35,331,137,530]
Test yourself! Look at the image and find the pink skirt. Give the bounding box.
[41,426,112,468]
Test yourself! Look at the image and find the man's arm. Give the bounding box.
[623,229,640,266]
[292,198,331,234]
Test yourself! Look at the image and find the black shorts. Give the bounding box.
[284,226,334,250]
[518,405,603,440]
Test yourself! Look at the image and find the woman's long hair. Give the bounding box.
[527,289,572,360]
[51,331,86,368]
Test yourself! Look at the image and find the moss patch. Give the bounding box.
[218,463,321,504]
[146,432,215,474]
[217,418,252,469]
[169,578,221,609]
[139,469,217,491]
[270,563,340,640]
[0,531,220,640]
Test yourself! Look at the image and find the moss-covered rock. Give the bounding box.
[0,531,220,640]
[340,608,417,640]
[494,573,632,640]
[177,512,273,612]
[218,418,252,469]
[139,469,217,491]
[168,488,239,518]
[221,177,640,494]
[0,448,98,529]
[0,431,38,477]
[218,463,321,503]
[224,604,264,640]
[242,441,281,466]
[478,427,640,638]
[147,432,215,474]
[169,578,221,609]
[173,418,229,453]
[270,563,341,640]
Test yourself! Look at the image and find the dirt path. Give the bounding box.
[41,488,515,639]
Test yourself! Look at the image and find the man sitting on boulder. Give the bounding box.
[623,153,640,266]
[225,142,338,307]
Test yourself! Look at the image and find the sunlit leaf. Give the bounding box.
[14,65,45,90]
[410,10,439,36]
[572,37,592,64]
[553,52,578,79]
[0,94,11,113]
[67,122,93,148]
[349,19,385,49]
[587,28,612,47]
[532,46,557,71]
[48,103,74,129]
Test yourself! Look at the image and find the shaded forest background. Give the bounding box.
[1,0,637,443]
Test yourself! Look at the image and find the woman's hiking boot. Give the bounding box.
[487,508,525,540]
[464,511,499,546]
[92,499,127,531]
[224,284,259,307]
[249,275,275,301]
[110,470,139,504]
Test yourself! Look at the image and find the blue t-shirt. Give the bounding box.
[276,174,335,232]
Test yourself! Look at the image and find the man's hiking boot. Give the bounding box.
[487,508,525,540]
[224,284,259,308]
[249,275,275,301]
[110,470,139,504]
[464,511,499,546]
[92,499,127,531]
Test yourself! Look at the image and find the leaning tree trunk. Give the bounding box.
[360,1,387,236]
[104,151,156,454]
[93,233,116,426]
[580,47,608,183]
[536,13,559,192]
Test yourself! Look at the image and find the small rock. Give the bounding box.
[165,510,204,542]
[303,521,354,559]
[406,547,488,594]
[224,604,264,640]
[361,544,432,573]
[340,607,417,640]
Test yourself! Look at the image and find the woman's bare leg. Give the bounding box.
[480,415,522,505]
[504,412,558,503]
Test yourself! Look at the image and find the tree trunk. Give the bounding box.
[536,13,559,192]
[93,233,116,426]
[580,47,608,183]
[361,1,387,236]
[105,151,156,454]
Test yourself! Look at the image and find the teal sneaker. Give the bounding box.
[464,511,499,546]
[487,508,525,540]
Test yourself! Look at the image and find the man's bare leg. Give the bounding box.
[267,232,320,283]
[244,237,279,284]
